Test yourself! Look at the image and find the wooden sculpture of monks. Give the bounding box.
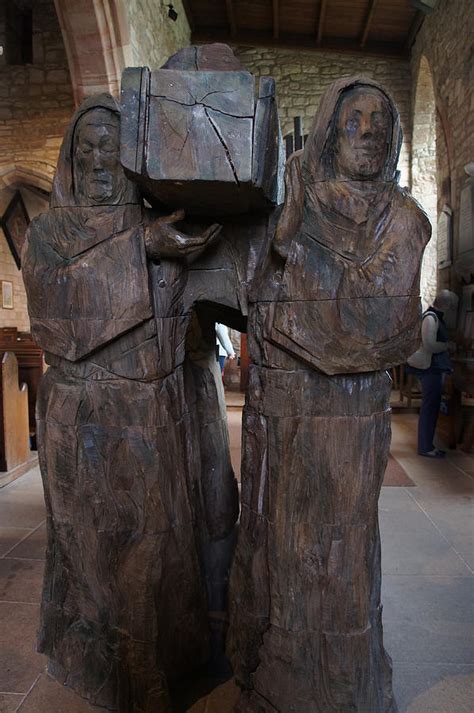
[21,94,233,713]
[21,62,431,713]
[227,77,431,712]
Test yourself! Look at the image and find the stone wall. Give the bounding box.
[234,46,412,187]
[436,111,451,216]
[126,0,191,69]
[411,0,474,279]
[411,55,438,307]
[0,0,73,331]
[0,0,74,187]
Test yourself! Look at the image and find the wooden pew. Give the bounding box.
[0,328,43,448]
[0,351,30,472]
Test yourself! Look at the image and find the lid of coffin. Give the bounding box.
[120,45,284,217]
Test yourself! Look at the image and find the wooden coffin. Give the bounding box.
[121,67,284,216]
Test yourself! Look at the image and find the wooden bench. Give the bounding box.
[0,351,30,472]
[0,328,43,449]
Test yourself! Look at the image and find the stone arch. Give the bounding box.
[0,165,52,332]
[0,162,54,193]
[412,55,438,308]
[53,0,133,106]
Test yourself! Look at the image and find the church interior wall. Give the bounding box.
[0,0,74,182]
[126,0,191,69]
[411,55,438,307]
[0,0,72,332]
[411,0,474,292]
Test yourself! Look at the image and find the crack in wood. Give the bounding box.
[177,112,195,161]
[204,107,241,186]
[152,94,253,120]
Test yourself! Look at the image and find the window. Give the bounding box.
[5,0,33,65]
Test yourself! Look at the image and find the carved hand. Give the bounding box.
[145,210,222,264]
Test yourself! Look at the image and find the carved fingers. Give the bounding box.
[154,209,186,225]
[144,219,222,264]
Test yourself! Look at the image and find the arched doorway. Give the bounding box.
[412,55,438,308]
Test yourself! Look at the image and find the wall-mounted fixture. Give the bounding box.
[167,3,178,21]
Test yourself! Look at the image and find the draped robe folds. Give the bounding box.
[23,202,212,712]
[227,78,431,713]
[21,88,262,709]
[21,93,243,713]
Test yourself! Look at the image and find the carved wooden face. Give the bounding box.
[74,110,123,204]
[333,87,391,180]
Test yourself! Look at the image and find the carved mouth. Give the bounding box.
[355,144,378,152]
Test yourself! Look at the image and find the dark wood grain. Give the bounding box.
[22,93,233,713]
[120,66,149,175]
[161,43,243,71]
[252,76,284,206]
[21,54,432,713]
[227,77,431,713]
[120,45,284,216]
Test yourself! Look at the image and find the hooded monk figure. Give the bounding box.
[22,94,226,713]
[227,77,431,713]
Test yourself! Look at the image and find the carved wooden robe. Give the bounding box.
[227,77,431,713]
[23,44,279,711]
[22,95,215,713]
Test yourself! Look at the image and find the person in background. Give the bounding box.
[216,322,235,374]
[407,289,459,458]
[229,328,241,363]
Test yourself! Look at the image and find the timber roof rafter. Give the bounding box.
[184,0,424,58]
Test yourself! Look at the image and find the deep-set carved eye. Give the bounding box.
[346,117,359,132]
[100,143,118,154]
[371,111,387,128]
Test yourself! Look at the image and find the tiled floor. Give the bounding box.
[0,468,47,713]
[380,414,474,712]
[0,409,473,712]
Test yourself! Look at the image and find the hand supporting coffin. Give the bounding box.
[144,209,222,264]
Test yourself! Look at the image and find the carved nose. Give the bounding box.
[92,149,103,169]
[358,116,373,137]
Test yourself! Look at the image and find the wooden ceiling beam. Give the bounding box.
[360,0,379,48]
[316,0,328,46]
[191,29,407,59]
[405,10,424,50]
[181,0,195,32]
[225,0,237,38]
[273,0,280,40]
